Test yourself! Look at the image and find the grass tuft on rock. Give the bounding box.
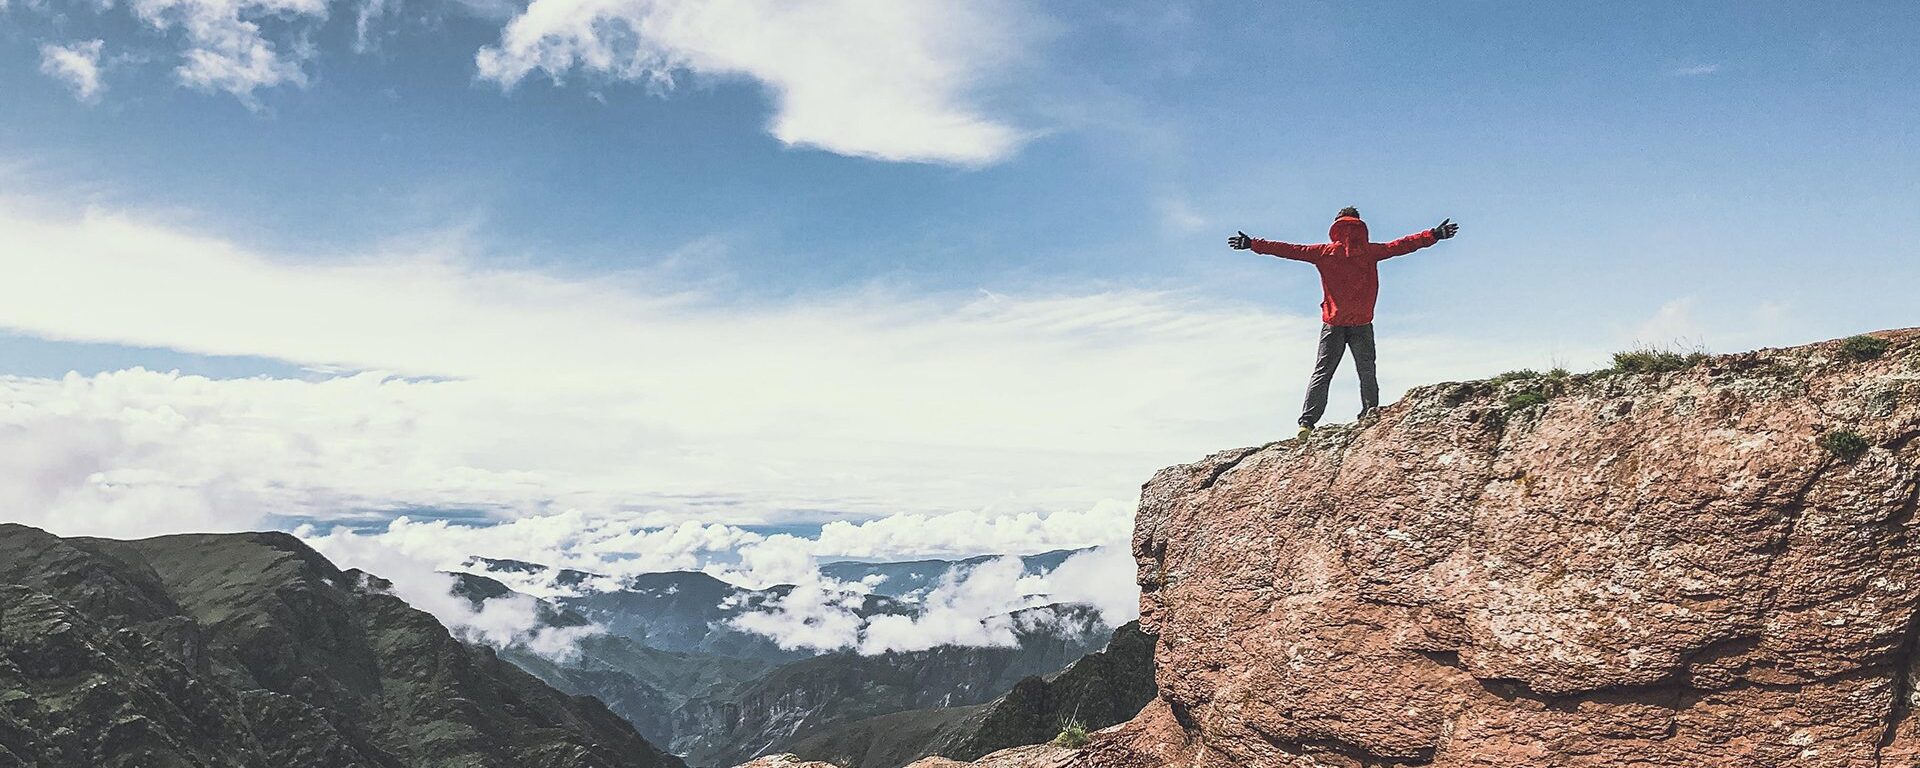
[1052,719,1091,749]
[1820,429,1870,461]
[1492,367,1570,413]
[1840,335,1891,361]
[1610,347,1709,375]
[1490,369,1542,386]
[1505,390,1550,412]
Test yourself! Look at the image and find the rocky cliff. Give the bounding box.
[771,329,1920,768]
[1089,329,1920,767]
[0,525,684,768]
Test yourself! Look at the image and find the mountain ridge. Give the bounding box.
[0,523,684,768]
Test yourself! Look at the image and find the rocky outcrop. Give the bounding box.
[0,525,684,768]
[1089,329,1920,767]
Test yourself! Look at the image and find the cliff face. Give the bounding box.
[1093,329,1920,767]
[0,525,684,768]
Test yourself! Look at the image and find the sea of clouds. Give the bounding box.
[297,509,1139,659]
[0,192,1551,664]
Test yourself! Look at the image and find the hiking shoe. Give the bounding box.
[1296,425,1313,440]
[1357,407,1382,422]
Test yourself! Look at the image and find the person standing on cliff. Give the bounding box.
[1229,207,1459,439]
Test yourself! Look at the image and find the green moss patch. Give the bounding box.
[1820,429,1870,460]
[1840,335,1891,361]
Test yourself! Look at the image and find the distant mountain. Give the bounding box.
[671,604,1111,768]
[444,572,773,752]
[781,621,1156,768]
[440,568,1113,768]
[443,550,1121,766]
[0,524,683,768]
[541,571,907,665]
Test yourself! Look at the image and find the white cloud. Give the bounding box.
[1670,63,1721,77]
[124,0,327,99]
[812,502,1135,560]
[352,0,394,52]
[0,196,1571,653]
[1033,545,1137,625]
[281,508,1135,656]
[475,0,1036,164]
[39,40,106,103]
[728,546,1138,654]
[0,198,1553,547]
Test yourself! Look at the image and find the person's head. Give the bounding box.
[1330,207,1368,245]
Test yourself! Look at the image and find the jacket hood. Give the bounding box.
[1330,216,1369,246]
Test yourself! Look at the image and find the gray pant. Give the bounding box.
[1299,323,1378,427]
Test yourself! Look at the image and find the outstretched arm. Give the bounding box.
[1377,218,1459,260]
[1229,231,1321,263]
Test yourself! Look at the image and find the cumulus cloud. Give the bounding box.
[124,0,327,99]
[1670,63,1721,77]
[39,40,106,103]
[475,0,1036,164]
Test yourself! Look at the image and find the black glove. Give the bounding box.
[1432,219,1459,240]
[1227,231,1252,250]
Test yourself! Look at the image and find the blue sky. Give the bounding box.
[1,1,1917,563]
[8,2,1916,327]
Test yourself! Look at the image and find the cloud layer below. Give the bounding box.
[0,195,1554,654]
[300,513,1139,656]
[0,201,1538,544]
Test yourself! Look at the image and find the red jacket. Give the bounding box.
[1250,216,1437,326]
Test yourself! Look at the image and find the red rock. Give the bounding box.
[1105,329,1920,767]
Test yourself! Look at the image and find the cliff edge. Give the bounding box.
[1089,328,1920,767]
